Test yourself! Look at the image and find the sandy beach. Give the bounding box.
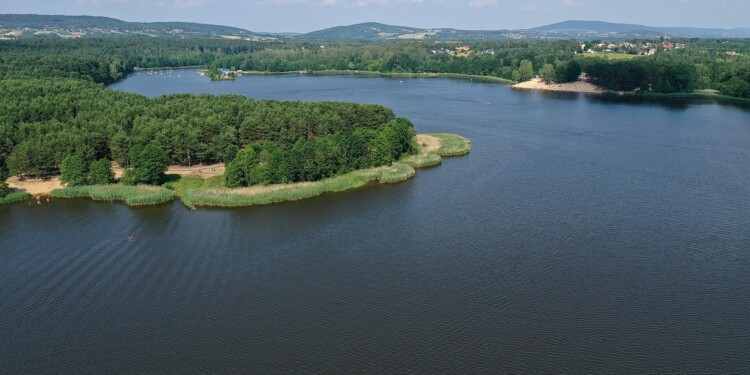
[513,78,606,94]
[7,176,63,195]
[8,163,227,195]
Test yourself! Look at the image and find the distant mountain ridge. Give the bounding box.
[534,20,750,39]
[2,15,749,41]
[300,20,750,40]
[0,14,262,39]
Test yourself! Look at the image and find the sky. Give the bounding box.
[2,0,748,33]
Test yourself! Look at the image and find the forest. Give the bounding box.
[1,37,748,94]
[1,36,749,197]
[0,78,412,186]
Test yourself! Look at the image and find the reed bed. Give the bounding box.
[51,185,175,206]
[0,191,32,205]
[432,133,472,156]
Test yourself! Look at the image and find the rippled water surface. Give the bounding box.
[2,71,750,373]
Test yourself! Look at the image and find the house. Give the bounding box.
[220,68,230,74]
[455,45,471,52]
[675,43,686,49]
[726,51,738,56]
[648,49,657,55]
[663,43,674,50]
[484,48,495,55]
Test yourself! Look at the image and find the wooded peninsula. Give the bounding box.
[1,36,748,206]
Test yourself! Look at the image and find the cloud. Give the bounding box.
[560,0,583,8]
[172,0,209,8]
[522,2,538,11]
[468,0,496,8]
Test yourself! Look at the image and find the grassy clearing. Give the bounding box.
[0,191,32,205]
[51,184,175,206]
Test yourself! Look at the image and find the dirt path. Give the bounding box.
[112,162,225,179]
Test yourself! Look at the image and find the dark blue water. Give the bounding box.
[2,71,750,373]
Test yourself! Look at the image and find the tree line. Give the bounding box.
[0,78,408,189]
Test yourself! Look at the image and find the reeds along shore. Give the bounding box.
[0,192,32,205]
[46,134,471,209]
[50,185,176,206]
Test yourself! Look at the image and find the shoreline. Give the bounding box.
[128,66,514,84]
[512,78,605,94]
[23,133,471,209]
[123,67,749,102]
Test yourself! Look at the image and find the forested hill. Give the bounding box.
[533,20,750,39]
[300,22,512,41]
[299,20,750,41]
[0,14,262,39]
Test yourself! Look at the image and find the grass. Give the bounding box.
[432,133,472,156]
[0,191,32,205]
[51,184,176,206]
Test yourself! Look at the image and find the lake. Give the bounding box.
[2,70,749,373]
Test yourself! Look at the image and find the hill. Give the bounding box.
[300,20,750,41]
[0,14,267,40]
[534,20,750,39]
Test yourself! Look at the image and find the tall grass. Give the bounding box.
[432,133,472,156]
[180,163,418,209]
[51,185,175,206]
[0,191,32,205]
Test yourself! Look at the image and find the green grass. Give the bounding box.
[432,133,472,156]
[0,191,32,205]
[179,163,417,209]
[51,184,176,206]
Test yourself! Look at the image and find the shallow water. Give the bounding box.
[2,71,750,373]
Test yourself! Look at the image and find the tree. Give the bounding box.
[224,146,256,188]
[60,154,89,186]
[539,63,555,83]
[87,159,115,185]
[123,144,169,185]
[554,60,582,83]
[518,60,534,81]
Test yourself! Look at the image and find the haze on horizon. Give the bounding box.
[2,0,748,34]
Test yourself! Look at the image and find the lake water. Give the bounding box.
[2,70,750,373]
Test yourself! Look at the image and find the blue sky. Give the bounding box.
[3,0,748,33]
